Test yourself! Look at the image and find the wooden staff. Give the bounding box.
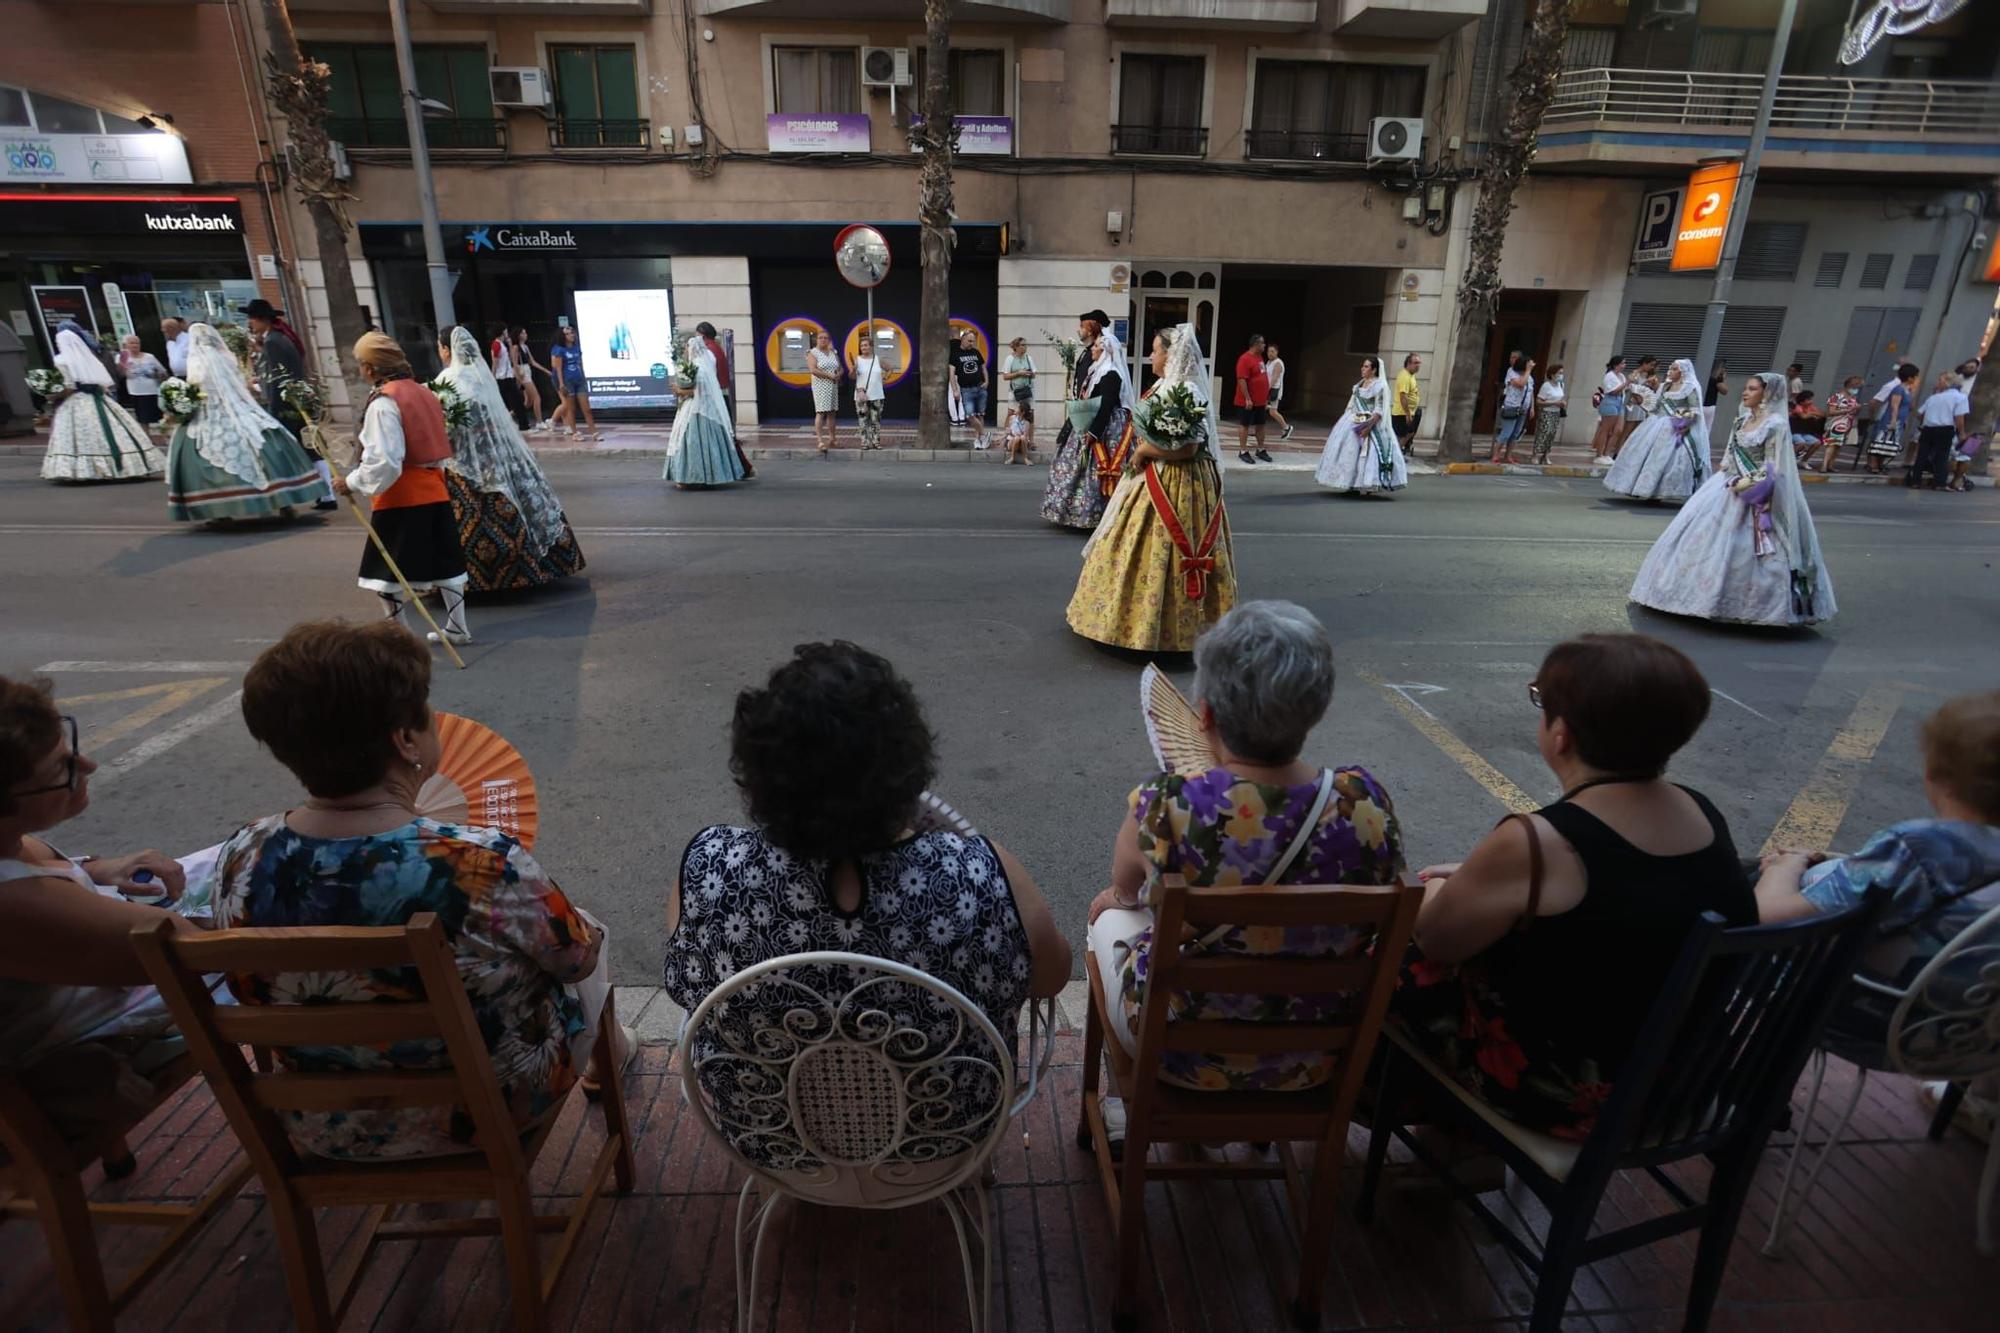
[300,417,467,670]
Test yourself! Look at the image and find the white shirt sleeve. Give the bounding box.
[349,395,406,498]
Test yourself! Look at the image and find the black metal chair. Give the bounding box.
[1357,888,1889,1333]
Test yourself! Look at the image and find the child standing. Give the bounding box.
[1002,399,1033,464]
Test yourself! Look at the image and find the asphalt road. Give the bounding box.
[5,454,1996,982]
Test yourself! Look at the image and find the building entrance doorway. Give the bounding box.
[1128,264,1219,392]
[1472,291,1558,434]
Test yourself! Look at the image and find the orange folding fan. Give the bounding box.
[415,712,539,849]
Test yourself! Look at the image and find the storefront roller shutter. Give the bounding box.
[1621,303,1705,366]
[1734,223,1807,281]
[1718,306,1786,378]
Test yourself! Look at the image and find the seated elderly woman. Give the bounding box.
[1,675,192,1147]
[211,619,624,1160]
[1397,634,1756,1139]
[1085,600,1407,1094]
[1756,688,2000,1125]
[664,641,1070,1159]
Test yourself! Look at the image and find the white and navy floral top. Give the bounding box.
[665,824,1031,1167]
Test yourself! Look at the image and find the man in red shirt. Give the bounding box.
[696,321,754,477]
[1234,333,1273,465]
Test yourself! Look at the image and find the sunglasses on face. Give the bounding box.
[12,716,81,797]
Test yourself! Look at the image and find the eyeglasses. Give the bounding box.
[1527,683,1544,710]
[12,716,81,797]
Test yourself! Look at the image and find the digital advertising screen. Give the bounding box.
[573,288,676,407]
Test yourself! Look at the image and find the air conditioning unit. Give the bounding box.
[862,47,913,89]
[1368,117,1424,164]
[489,67,551,109]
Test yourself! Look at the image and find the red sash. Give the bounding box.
[1141,462,1225,600]
[1090,425,1133,497]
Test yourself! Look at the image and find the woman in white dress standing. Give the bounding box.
[40,328,165,482]
[1604,357,1710,502]
[1629,372,1835,627]
[1315,355,1408,497]
[808,330,842,456]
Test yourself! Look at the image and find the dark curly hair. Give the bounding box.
[731,642,936,862]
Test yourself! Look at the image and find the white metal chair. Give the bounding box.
[678,952,1056,1332]
[1765,897,2000,1256]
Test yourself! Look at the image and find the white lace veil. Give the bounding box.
[1671,358,1701,409]
[55,329,112,388]
[1084,329,1136,414]
[186,322,282,484]
[438,326,524,490]
[668,336,733,459]
[1158,322,1222,462]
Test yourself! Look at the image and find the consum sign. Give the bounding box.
[1668,163,1742,273]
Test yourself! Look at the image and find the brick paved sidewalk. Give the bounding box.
[1,1027,1988,1332]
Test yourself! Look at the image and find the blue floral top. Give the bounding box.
[1802,818,2000,1065]
[1117,766,1405,1091]
[213,815,600,1160]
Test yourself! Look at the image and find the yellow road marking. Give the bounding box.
[1761,682,1904,855]
[1362,671,1538,814]
[58,678,230,753]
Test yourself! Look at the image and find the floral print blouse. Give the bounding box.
[1117,766,1405,1091]
[212,815,599,1160]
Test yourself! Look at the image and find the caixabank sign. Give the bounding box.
[464,224,579,253]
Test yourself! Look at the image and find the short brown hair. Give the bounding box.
[0,676,61,816]
[1921,691,2000,823]
[1534,634,1710,775]
[241,620,432,798]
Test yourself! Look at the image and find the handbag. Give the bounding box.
[1501,811,1544,933]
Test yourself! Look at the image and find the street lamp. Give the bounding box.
[389,0,455,335]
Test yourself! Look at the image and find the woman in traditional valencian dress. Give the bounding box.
[434,327,585,591]
[334,332,472,646]
[1314,355,1408,496]
[1067,323,1234,652]
[1041,310,1134,530]
[1604,357,1709,502]
[664,336,747,490]
[1630,372,1836,628]
[40,327,165,482]
[164,323,326,522]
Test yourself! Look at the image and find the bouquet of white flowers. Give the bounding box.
[426,379,472,431]
[1132,381,1207,454]
[1042,329,1084,373]
[25,368,66,399]
[159,377,203,420]
[279,378,326,423]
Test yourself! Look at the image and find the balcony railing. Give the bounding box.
[1243,128,1368,162]
[1546,67,2000,136]
[549,118,651,149]
[1111,123,1207,157]
[326,117,507,151]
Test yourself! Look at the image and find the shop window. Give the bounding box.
[1349,304,1384,356]
[0,84,28,128]
[910,49,1006,116]
[1115,53,1206,156]
[773,46,860,115]
[551,45,645,147]
[309,43,500,149]
[29,92,104,134]
[1248,61,1424,162]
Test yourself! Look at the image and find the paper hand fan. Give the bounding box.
[913,790,980,840]
[1141,664,1219,774]
[416,712,539,849]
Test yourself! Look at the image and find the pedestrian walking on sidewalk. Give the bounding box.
[852,333,886,451]
[1491,352,1533,463]
[489,326,528,430]
[1233,333,1273,464]
[548,326,600,440]
[1590,356,1628,465]
[1533,364,1566,463]
[1867,363,1918,475]
[1909,372,1969,491]
[511,328,552,432]
[1264,342,1294,441]
[1392,353,1423,454]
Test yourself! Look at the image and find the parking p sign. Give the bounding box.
[1633,188,1680,263]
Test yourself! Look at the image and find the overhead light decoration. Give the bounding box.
[1840,0,1971,64]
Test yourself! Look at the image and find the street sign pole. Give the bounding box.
[390,0,456,335]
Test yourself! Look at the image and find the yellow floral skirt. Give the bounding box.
[1066,455,1235,651]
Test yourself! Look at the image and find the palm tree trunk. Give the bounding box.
[915,0,957,450]
[258,0,368,417]
[1440,0,1575,463]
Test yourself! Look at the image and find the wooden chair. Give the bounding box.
[0,1054,252,1331]
[1075,878,1423,1332]
[1357,888,1890,1333]
[129,912,634,1333]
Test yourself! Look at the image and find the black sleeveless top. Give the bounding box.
[1476,786,1756,1087]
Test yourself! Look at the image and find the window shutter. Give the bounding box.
[1717,306,1786,378]
[1734,223,1806,281]
[1814,252,1847,288]
[1904,254,1940,291]
[1620,303,1705,367]
[1791,350,1822,384]
[1858,253,1893,289]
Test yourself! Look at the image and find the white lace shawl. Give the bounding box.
[185,322,282,486]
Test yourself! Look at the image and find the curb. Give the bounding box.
[1433,459,1913,484]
